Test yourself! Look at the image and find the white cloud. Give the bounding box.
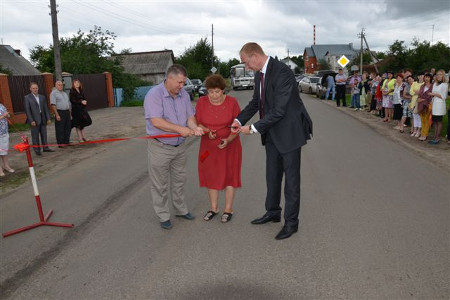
[0,0,448,64]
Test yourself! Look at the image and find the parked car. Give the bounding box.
[198,82,207,96]
[316,71,337,99]
[183,78,195,100]
[298,76,320,94]
[295,74,305,83]
[191,79,202,93]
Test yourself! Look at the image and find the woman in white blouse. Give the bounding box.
[428,69,449,144]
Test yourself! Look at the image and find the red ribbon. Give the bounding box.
[11,134,182,152]
[14,143,30,152]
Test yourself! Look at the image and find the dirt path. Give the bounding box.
[1,107,146,194]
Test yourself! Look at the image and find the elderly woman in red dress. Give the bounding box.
[195,74,242,223]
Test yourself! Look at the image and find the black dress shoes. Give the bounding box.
[275,225,298,240]
[251,214,281,224]
[35,151,42,156]
[43,148,55,152]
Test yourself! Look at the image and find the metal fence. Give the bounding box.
[6,73,109,112]
[72,74,108,110]
[7,75,46,113]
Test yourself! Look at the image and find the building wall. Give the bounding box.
[303,53,318,74]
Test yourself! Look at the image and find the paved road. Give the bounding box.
[1,91,448,299]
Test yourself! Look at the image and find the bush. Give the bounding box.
[120,99,143,107]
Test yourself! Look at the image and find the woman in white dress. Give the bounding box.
[428,70,449,144]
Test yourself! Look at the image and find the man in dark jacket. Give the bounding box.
[24,82,54,155]
[231,42,313,240]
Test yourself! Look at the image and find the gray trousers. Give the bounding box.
[30,122,48,152]
[147,138,189,222]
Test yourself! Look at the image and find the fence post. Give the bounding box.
[0,73,15,121]
[104,72,114,107]
[42,72,55,107]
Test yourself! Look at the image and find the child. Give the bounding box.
[351,80,361,111]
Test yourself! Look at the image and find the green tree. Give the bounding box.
[175,37,217,80]
[29,26,145,101]
[407,40,450,73]
[217,58,240,78]
[318,59,331,70]
[0,64,12,75]
[290,55,304,72]
[380,39,450,74]
[385,40,408,72]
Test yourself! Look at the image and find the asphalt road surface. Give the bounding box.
[1,90,448,299]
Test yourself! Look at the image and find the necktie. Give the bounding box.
[259,72,265,119]
[35,95,41,112]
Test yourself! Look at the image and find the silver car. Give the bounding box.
[298,76,320,94]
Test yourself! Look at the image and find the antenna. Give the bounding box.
[431,24,435,45]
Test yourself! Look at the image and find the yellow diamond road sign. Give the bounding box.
[338,55,350,68]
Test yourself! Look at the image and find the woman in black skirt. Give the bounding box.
[70,79,92,142]
[392,73,405,130]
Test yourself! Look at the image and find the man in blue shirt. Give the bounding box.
[144,64,203,230]
[335,68,347,107]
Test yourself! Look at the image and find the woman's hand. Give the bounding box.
[208,130,216,140]
[192,126,204,136]
[217,138,228,149]
[81,100,87,105]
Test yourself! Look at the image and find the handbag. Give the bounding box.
[81,108,92,127]
[417,100,426,113]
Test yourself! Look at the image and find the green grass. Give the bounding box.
[120,99,143,107]
[0,169,45,193]
[8,123,30,133]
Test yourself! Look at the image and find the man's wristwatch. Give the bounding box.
[249,124,255,134]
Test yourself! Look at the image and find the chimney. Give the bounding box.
[313,25,316,45]
[14,49,21,56]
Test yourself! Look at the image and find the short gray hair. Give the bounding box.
[166,64,187,77]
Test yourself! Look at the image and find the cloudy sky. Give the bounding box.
[1,0,449,64]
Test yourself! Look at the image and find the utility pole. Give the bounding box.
[211,24,214,71]
[363,34,379,73]
[431,24,435,45]
[49,0,62,81]
[357,28,365,74]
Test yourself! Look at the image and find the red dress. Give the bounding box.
[195,95,242,190]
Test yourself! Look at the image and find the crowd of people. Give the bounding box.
[329,68,449,145]
[0,79,92,177]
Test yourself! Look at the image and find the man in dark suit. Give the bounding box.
[231,42,312,240]
[24,82,54,155]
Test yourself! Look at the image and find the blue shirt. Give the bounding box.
[143,81,195,146]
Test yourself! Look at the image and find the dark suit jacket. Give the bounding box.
[237,57,313,153]
[24,93,51,125]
